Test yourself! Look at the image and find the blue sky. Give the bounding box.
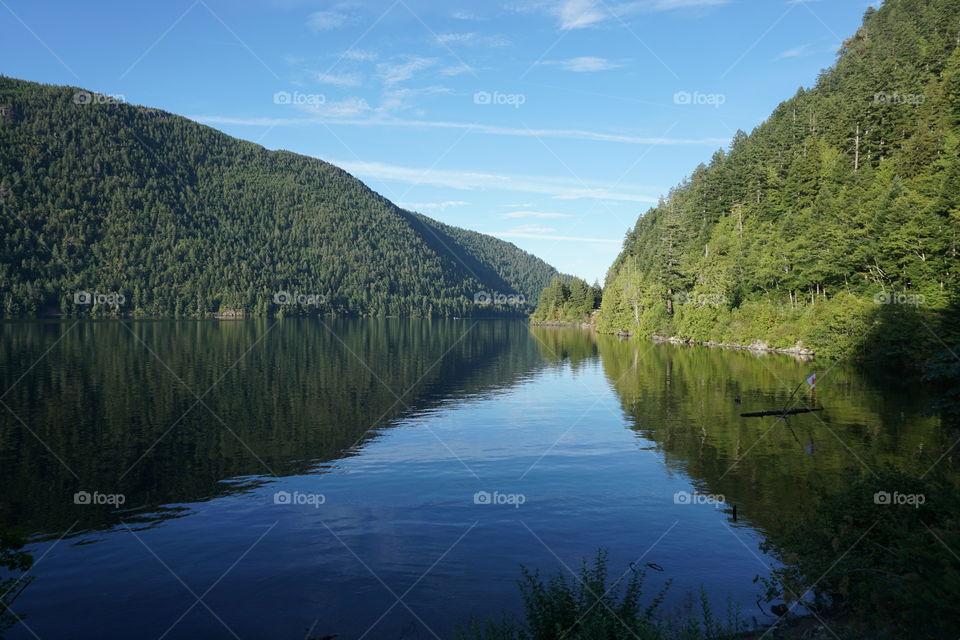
[2,0,879,284]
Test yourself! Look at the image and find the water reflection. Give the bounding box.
[594,334,944,537]
[0,319,544,535]
[0,320,947,640]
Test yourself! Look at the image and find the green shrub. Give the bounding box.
[0,530,33,638]
[457,550,748,640]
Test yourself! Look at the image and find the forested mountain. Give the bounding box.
[0,77,557,318]
[598,0,960,360]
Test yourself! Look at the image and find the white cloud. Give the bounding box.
[315,72,362,87]
[545,56,623,72]
[439,63,474,76]
[341,48,378,61]
[646,0,729,8]
[307,10,349,31]
[493,232,621,244]
[378,86,452,113]
[327,159,660,203]
[397,200,471,211]
[296,97,372,118]
[546,0,728,30]
[436,32,510,47]
[556,0,606,29]
[376,57,437,84]
[503,211,573,218]
[774,43,812,60]
[510,224,559,233]
[193,114,728,148]
[502,203,534,208]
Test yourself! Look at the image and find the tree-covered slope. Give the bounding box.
[598,0,960,360]
[530,275,601,324]
[0,77,557,318]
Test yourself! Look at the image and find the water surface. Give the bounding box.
[0,319,942,639]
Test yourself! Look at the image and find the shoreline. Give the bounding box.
[530,322,816,358]
[529,320,594,329]
[651,334,816,358]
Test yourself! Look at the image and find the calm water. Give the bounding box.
[0,319,944,639]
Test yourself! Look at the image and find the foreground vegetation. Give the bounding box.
[456,469,960,640]
[0,530,32,638]
[598,0,960,361]
[456,550,749,640]
[0,77,556,318]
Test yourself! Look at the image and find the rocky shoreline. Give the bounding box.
[531,322,816,358]
[529,321,594,329]
[651,334,816,357]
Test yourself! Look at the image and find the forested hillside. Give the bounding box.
[530,275,601,325]
[0,77,557,317]
[598,0,960,360]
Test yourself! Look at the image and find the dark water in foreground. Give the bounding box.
[0,319,944,639]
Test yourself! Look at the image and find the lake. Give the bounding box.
[0,319,944,639]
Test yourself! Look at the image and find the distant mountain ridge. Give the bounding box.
[597,0,960,360]
[0,76,558,317]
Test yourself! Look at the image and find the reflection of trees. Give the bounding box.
[529,326,598,371]
[596,336,944,539]
[0,319,544,535]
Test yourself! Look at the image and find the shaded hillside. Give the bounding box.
[0,77,557,318]
[598,0,960,361]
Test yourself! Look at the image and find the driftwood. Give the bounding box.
[740,408,824,418]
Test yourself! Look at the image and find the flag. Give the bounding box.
[806,372,817,390]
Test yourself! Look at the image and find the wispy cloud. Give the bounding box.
[397,200,470,211]
[774,43,812,60]
[315,72,362,87]
[341,48,377,62]
[510,224,559,233]
[307,10,350,31]
[493,231,621,244]
[547,0,729,30]
[436,32,510,47]
[327,159,661,203]
[452,9,482,19]
[296,97,372,118]
[544,56,623,72]
[556,0,607,29]
[193,115,729,147]
[503,211,573,218]
[439,63,474,76]
[376,57,437,84]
